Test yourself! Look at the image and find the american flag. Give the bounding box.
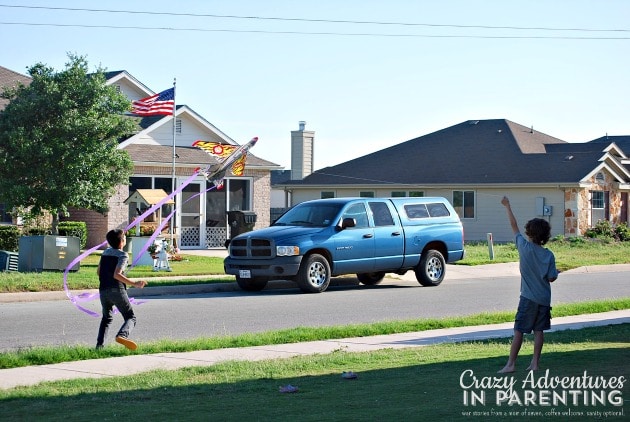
[131,88,175,116]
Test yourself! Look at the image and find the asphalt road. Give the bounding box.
[0,270,627,352]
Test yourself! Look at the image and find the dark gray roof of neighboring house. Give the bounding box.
[281,119,617,186]
[588,135,630,154]
[0,66,31,110]
[271,170,292,185]
[123,144,276,168]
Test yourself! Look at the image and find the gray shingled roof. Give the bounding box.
[271,169,292,184]
[123,144,275,168]
[588,135,630,153]
[282,119,619,186]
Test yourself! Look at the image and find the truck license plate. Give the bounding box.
[239,270,251,278]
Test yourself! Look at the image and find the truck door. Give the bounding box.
[368,201,404,270]
[333,202,375,274]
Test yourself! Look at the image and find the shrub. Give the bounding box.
[614,222,630,242]
[0,225,20,251]
[58,221,88,249]
[585,220,615,240]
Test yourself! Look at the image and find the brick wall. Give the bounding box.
[248,168,270,229]
[66,184,129,249]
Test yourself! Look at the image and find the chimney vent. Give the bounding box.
[299,121,306,131]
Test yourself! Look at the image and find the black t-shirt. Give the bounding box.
[99,248,129,290]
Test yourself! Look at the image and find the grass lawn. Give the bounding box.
[1,324,627,420]
[0,254,227,293]
[1,240,630,293]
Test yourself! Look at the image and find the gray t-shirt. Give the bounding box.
[515,233,558,306]
[99,248,129,290]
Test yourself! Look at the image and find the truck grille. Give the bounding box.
[230,238,273,258]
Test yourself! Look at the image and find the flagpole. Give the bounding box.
[170,78,176,249]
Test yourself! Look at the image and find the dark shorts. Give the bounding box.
[514,296,551,334]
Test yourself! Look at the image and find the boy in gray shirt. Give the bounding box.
[499,197,558,373]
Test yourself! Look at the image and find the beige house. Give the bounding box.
[275,120,630,242]
[1,66,281,248]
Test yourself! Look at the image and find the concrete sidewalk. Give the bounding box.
[0,309,628,390]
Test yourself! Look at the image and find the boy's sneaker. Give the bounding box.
[115,336,138,351]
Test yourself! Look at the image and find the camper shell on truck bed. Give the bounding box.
[224,197,465,293]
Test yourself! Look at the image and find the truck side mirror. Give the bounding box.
[340,218,356,230]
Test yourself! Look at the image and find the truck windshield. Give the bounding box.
[273,203,343,227]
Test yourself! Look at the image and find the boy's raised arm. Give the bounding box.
[501,196,520,235]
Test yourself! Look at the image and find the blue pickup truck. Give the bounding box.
[224,197,465,293]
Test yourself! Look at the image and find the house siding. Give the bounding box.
[133,116,228,146]
[287,187,566,242]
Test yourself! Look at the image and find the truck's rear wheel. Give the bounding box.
[415,249,445,286]
[297,254,331,293]
[356,272,386,285]
[236,276,268,291]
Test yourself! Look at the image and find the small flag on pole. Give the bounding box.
[131,88,175,116]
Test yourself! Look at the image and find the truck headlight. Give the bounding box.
[276,246,300,256]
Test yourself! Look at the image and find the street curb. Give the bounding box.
[0,277,362,303]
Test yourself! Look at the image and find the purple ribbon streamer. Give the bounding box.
[63,171,201,317]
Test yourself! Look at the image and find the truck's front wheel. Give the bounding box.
[236,276,268,291]
[297,254,331,293]
[415,249,445,286]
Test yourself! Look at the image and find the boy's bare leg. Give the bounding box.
[526,331,544,371]
[498,330,523,373]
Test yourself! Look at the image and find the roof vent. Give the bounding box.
[596,172,605,183]
[299,121,306,131]
[564,155,574,161]
[469,120,479,125]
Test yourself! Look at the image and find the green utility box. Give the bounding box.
[18,235,80,272]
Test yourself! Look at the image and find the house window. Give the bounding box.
[129,176,152,191]
[0,204,12,223]
[321,191,335,199]
[591,191,609,226]
[453,190,475,219]
[154,177,174,194]
[359,191,374,198]
[391,191,423,197]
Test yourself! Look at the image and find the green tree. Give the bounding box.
[0,54,135,234]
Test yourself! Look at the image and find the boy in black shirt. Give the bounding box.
[96,229,147,350]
